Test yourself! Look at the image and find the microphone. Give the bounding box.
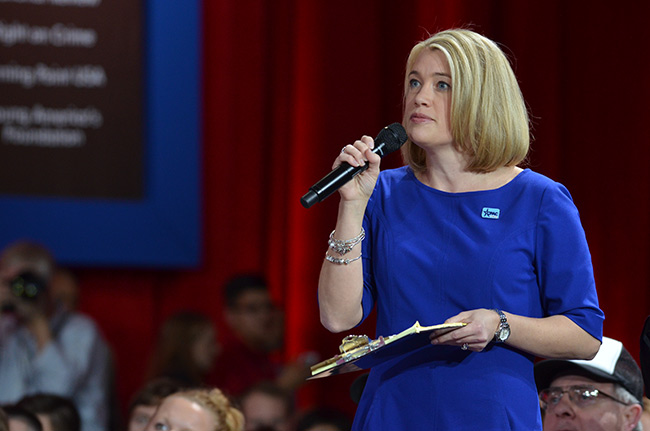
[300,123,408,208]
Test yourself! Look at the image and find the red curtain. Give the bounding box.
[76,0,650,419]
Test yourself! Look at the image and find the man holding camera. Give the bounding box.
[0,241,111,431]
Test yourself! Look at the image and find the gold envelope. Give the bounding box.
[309,321,467,379]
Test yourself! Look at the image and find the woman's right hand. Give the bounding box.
[335,135,382,203]
[319,134,379,333]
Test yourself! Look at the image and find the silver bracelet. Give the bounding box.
[324,252,362,265]
[328,227,365,255]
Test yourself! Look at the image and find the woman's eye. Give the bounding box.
[409,79,421,89]
[134,415,149,424]
[436,81,450,90]
[154,423,169,431]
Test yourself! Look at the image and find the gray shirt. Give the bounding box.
[0,310,111,431]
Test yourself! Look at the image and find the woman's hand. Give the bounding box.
[335,135,382,203]
[429,309,501,352]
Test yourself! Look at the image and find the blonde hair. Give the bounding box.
[401,29,530,173]
[174,388,244,431]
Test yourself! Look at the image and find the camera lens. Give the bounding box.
[10,272,46,302]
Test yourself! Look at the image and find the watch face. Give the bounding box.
[498,326,511,342]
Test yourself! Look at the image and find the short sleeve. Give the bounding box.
[536,182,604,341]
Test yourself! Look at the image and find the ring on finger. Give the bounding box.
[461,343,469,350]
[341,145,348,154]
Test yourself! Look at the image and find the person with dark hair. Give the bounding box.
[535,336,643,430]
[146,311,219,388]
[212,274,313,397]
[0,241,112,431]
[0,407,8,431]
[295,407,351,431]
[126,378,184,431]
[238,383,293,431]
[17,394,80,431]
[317,28,603,430]
[3,405,43,431]
[640,316,650,396]
[48,269,79,314]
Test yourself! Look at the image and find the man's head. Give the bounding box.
[17,394,80,431]
[239,383,292,431]
[0,241,55,283]
[535,337,643,431]
[295,408,351,431]
[127,378,184,431]
[3,406,42,431]
[223,274,282,351]
[0,241,55,318]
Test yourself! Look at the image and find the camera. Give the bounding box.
[10,271,47,301]
[1,271,47,312]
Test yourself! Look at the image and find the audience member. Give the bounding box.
[238,383,293,431]
[17,394,80,431]
[212,274,312,397]
[295,407,351,431]
[3,406,42,431]
[48,268,79,313]
[640,397,650,431]
[348,374,368,405]
[535,336,643,431]
[0,407,8,431]
[0,241,113,431]
[640,315,650,394]
[145,388,243,431]
[146,311,219,388]
[126,378,183,431]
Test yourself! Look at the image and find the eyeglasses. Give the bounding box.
[539,385,630,411]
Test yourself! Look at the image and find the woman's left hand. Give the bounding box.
[429,308,501,352]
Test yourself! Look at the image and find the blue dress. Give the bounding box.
[353,167,604,430]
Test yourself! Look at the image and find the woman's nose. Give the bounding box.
[414,85,433,106]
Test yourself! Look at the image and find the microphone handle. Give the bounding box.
[300,162,368,208]
[300,140,393,209]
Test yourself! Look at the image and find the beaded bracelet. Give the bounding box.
[328,227,365,255]
[325,252,362,265]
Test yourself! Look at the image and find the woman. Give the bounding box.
[146,311,220,388]
[126,378,182,431]
[318,29,603,430]
[145,388,244,431]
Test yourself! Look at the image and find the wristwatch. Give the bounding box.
[492,309,510,343]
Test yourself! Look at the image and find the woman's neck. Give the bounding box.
[415,149,522,193]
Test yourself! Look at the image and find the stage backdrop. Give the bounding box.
[29,0,650,419]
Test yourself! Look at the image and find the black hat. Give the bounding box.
[534,337,643,404]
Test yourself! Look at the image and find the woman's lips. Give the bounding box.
[410,113,433,123]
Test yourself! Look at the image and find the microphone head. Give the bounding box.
[375,123,408,157]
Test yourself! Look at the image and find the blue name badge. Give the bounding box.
[481,207,500,219]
